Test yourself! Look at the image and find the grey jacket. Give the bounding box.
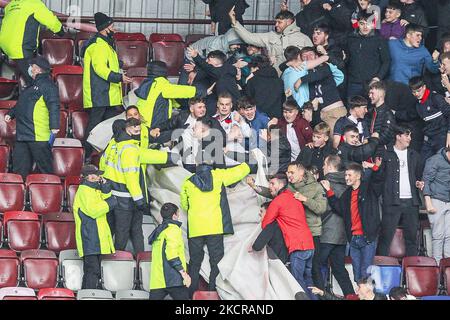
[321,172,347,245]
[186,29,243,61]
[423,148,450,203]
[232,21,313,74]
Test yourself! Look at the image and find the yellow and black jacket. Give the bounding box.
[81,33,123,109]
[180,162,250,238]
[73,179,117,257]
[7,73,60,142]
[0,0,63,59]
[148,219,187,290]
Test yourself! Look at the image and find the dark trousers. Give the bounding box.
[421,134,447,162]
[378,199,419,257]
[14,58,33,87]
[312,236,323,289]
[82,254,101,289]
[347,82,366,99]
[149,286,190,300]
[319,243,355,296]
[12,141,53,180]
[188,235,224,296]
[113,208,144,254]
[85,106,121,158]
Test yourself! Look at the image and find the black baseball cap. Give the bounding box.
[81,164,104,177]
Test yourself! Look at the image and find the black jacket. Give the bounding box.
[322,39,346,71]
[345,32,391,85]
[337,137,379,165]
[401,2,428,31]
[415,90,450,138]
[8,73,60,142]
[322,0,354,47]
[245,66,285,119]
[297,141,336,179]
[327,169,383,243]
[369,104,396,147]
[203,0,249,34]
[378,146,423,207]
[295,0,327,39]
[252,221,289,264]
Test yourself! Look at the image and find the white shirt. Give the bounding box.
[348,114,364,138]
[394,147,412,199]
[184,114,197,129]
[286,123,301,161]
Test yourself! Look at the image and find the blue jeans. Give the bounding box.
[290,249,316,300]
[349,235,377,283]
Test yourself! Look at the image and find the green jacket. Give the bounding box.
[0,0,63,59]
[180,163,250,238]
[149,219,187,290]
[82,34,122,108]
[73,180,117,257]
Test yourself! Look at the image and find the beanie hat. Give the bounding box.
[94,12,114,32]
[147,61,168,77]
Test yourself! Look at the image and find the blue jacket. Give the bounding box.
[245,110,269,148]
[388,39,439,85]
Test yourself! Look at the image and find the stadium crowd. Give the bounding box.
[0,0,450,300]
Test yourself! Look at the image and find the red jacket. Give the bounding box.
[278,115,313,148]
[262,189,314,253]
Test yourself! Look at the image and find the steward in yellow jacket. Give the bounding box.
[73,164,118,289]
[136,61,197,129]
[180,162,250,295]
[148,203,191,300]
[0,0,64,85]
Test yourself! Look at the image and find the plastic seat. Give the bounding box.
[389,228,406,259]
[0,249,20,288]
[331,256,358,296]
[0,100,17,109]
[101,251,136,292]
[421,295,450,300]
[0,173,25,212]
[0,108,16,145]
[0,78,18,99]
[115,289,149,300]
[53,65,83,109]
[137,251,152,291]
[42,38,75,66]
[75,31,95,58]
[20,249,58,290]
[116,39,149,70]
[77,289,113,300]
[37,288,76,300]
[59,249,83,291]
[149,33,183,43]
[373,255,400,266]
[57,110,68,138]
[43,212,76,253]
[64,176,82,212]
[3,211,41,252]
[192,291,221,300]
[126,67,147,92]
[440,258,450,294]
[185,34,208,46]
[403,256,439,297]
[52,138,84,178]
[70,111,89,141]
[152,41,185,76]
[26,174,63,214]
[0,287,37,300]
[0,145,10,173]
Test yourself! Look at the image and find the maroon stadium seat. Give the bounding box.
[75,31,95,57]
[43,212,76,253]
[64,176,81,212]
[0,100,16,109]
[26,174,63,214]
[192,291,221,300]
[58,110,68,138]
[373,256,400,266]
[403,256,439,297]
[70,111,89,140]
[440,258,450,294]
[52,138,84,178]
[152,41,185,76]
[185,34,208,46]
[42,38,75,66]
[37,287,76,300]
[0,287,37,300]
[52,65,83,109]
[388,228,406,259]
[0,173,25,212]
[127,67,147,91]
[20,249,58,290]
[0,249,20,288]
[115,34,149,69]
[3,211,41,252]
[0,78,18,99]
[149,33,183,43]
[0,109,16,145]
[0,145,10,173]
